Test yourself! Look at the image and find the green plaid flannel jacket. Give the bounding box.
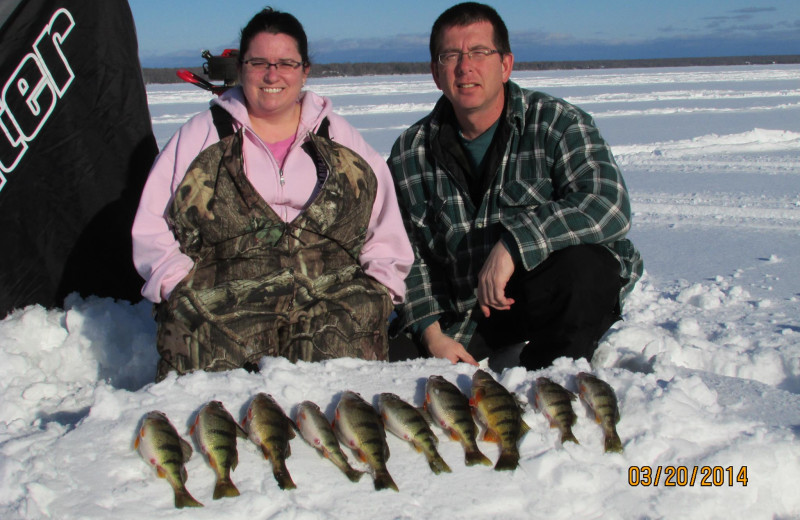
[388,81,643,345]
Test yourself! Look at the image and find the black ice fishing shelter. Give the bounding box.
[0,0,157,317]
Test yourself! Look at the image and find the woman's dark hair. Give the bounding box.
[239,7,310,65]
[429,2,511,62]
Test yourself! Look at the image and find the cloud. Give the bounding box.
[703,5,779,27]
[310,33,429,63]
[730,7,777,14]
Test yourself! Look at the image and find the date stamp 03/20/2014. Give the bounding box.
[628,466,749,487]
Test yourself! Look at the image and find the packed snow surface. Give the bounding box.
[2,66,799,519]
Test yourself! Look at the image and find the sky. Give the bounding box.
[129,0,800,67]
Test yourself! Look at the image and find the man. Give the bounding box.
[388,2,642,370]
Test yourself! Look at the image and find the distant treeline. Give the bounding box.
[142,55,800,84]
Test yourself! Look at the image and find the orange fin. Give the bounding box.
[482,429,500,443]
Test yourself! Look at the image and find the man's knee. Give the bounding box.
[512,244,620,304]
[545,244,620,290]
[512,244,624,370]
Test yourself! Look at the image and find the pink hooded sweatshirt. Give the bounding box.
[132,87,413,304]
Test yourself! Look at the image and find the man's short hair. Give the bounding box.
[429,2,511,62]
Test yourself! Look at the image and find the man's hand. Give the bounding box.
[421,321,478,366]
[477,240,516,317]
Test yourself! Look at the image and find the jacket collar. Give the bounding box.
[428,80,525,141]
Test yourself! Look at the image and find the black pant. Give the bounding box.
[389,244,624,370]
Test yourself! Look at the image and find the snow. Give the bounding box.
[2,65,800,519]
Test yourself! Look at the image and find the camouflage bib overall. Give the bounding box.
[154,129,392,381]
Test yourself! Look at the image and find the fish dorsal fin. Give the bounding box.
[417,406,433,425]
[235,421,248,439]
[180,438,193,462]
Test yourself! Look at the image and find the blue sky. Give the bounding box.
[129,0,800,67]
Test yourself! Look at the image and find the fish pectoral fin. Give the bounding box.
[357,450,369,463]
[287,422,297,440]
[447,430,460,442]
[261,446,272,461]
[156,466,167,479]
[133,436,140,450]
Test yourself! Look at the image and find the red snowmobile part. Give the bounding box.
[175,69,230,95]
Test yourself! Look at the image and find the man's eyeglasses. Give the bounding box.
[437,49,500,66]
[240,58,304,72]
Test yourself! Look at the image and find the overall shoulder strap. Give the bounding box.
[316,117,330,139]
[210,104,234,139]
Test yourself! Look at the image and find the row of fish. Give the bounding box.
[134,369,621,508]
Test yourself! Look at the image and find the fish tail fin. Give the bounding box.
[344,466,365,483]
[174,487,204,508]
[493,449,520,471]
[426,452,452,475]
[273,461,297,490]
[562,429,580,445]
[213,478,240,500]
[604,430,624,453]
[373,469,399,492]
[465,447,492,467]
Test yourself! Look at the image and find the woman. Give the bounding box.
[132,8,413,381]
